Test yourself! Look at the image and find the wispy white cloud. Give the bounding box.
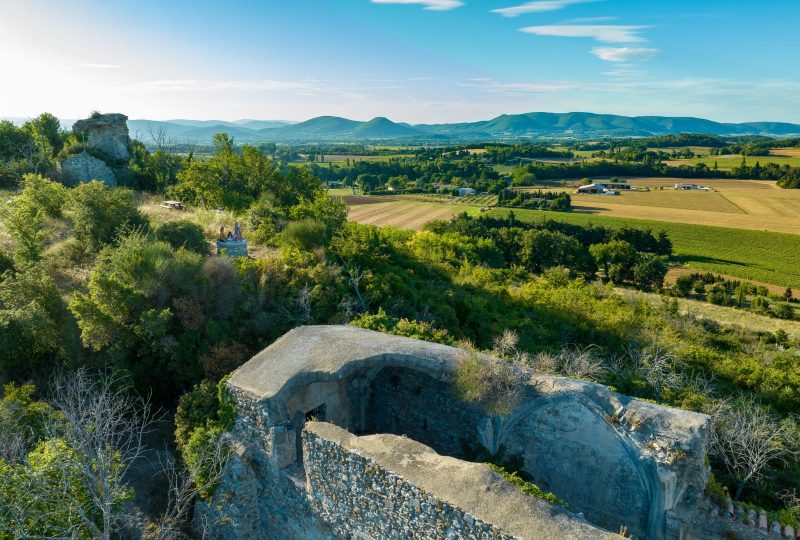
[592,47,659,62]
[492,0,595,18]
[521,24,648,43]
[461,78,578,94]
[370,0,463,10]
[134,79,310,91]
[602,68,646,77]
[78,63,122,69]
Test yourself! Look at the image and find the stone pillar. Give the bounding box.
[726,498,734,518]
[783,525,794,538]
[746,508,757,527]
[759,510,769,530]
[734,504,744,521]
[772,521,782,535]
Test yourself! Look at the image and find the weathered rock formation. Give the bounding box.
[59,113,130,185]
[60,151,116,186]
[198,325,726,539]
[72,113,130,161]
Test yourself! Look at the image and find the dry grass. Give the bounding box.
[137,195,273,258]
[615,288,800,339]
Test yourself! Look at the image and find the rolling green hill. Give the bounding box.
[118,112,800,144]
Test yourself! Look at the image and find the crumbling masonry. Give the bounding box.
[196,325,782,539]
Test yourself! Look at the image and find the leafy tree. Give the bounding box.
[0,371,155,539]
[355,173,379,192]
[0,383,51,462]
[0,266,65,379]
[21,113,64,155]
[0,174,68,265]
[289,189,349,234]
[67,181,148,251]
[632,253,667,290]
[590,240,638,284]
[247,194,285,243]
[520,229,595,276]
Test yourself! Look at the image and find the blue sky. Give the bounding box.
[1,0,799,123]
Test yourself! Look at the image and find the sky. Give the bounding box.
[1,0,799,124]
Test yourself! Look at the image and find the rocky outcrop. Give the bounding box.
[205,325,714,540]
[72,113,130,161]
[60,152,116,186]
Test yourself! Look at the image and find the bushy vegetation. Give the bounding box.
[671,272,796,320]
[488,463,566,506]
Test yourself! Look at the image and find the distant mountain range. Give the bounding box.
[6,113,800,143]
[129,113,800,143]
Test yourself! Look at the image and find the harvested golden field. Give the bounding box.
[347,200,475,229]
[771,147,800,157]
[523,178,800,234]
[574,190,743,213]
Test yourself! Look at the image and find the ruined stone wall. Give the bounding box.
[203,325,718,540]
[192,387,336,540]
[364,366,485,456]
[303,422,617,540]
[60,152,116,185]
[303,430,516,539]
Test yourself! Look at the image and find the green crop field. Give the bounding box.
[459,194,498,206]
[487,207,800,289]
[666,154,800,170]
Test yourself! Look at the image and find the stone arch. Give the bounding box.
[496,393,661,539]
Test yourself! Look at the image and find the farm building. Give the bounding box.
[576,183,618,195]
[598,181,632,190]
[675,183,710,191]
[458,187,476,196]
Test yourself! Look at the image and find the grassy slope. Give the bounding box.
[488,208,800,289]
[615,288,800,338]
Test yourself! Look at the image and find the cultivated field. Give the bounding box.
[459,194,498,206]
[665,148,800,170]
[522,178,800,234]
[317,153,412,163]
[347,200,476,229]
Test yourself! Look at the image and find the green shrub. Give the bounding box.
[707,284,728,305]
[183,425,227,500]
[175,380,219,451]
[154,220,209,255]
[68,181,148,251]
[351,308,453,344]
[674,275,694,296]
[278,219,329,250]
[751,295,771,314]
[705,472,730,507]
[488,463,565,506]
[772,303,795,320]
